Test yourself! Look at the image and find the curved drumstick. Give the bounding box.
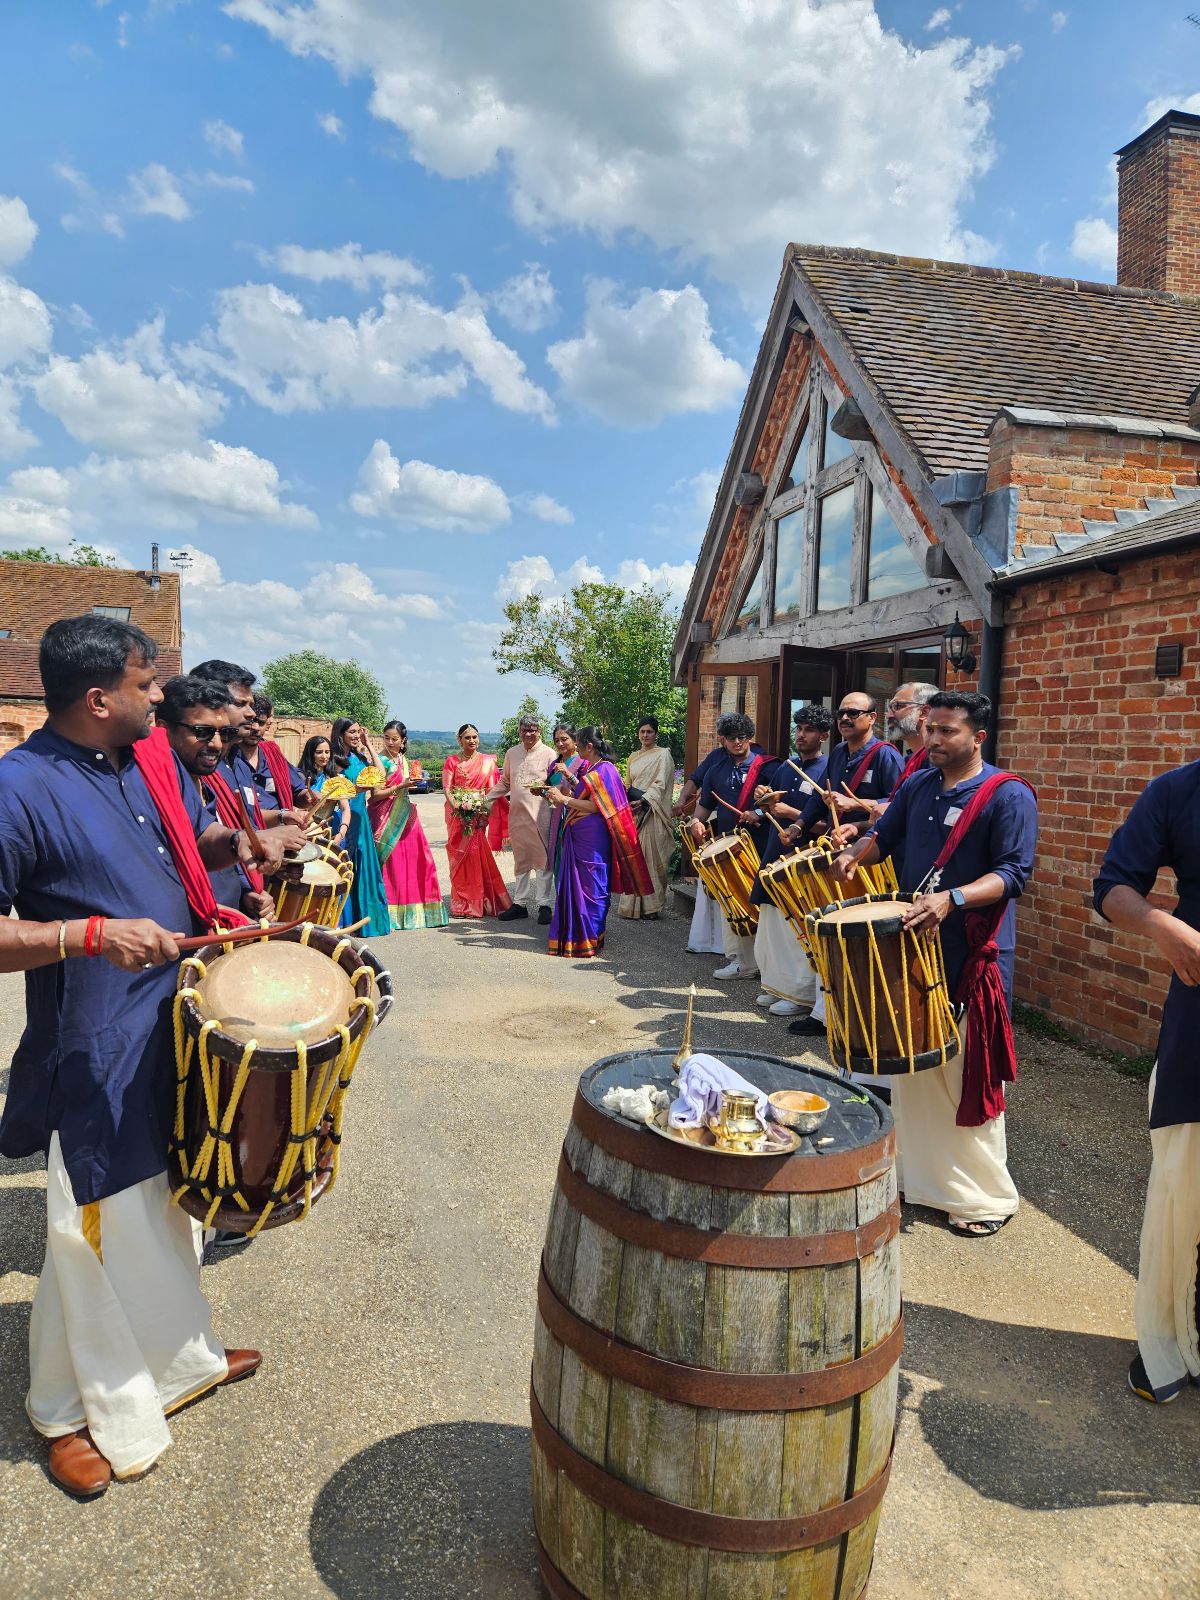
[234,790,268,862]
[176,915,370,953]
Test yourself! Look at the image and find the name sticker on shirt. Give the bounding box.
[243,786,256,805]
[943,806,963,826]
[800,781,813,795]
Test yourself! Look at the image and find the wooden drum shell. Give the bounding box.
[532,1051,901,1600]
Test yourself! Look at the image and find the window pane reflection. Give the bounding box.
[784,415,811,490]
[730,562,762,633]
[822,403,854,469]
[774,509,805,618]
[816,484,855,612]
[868,490,921,599]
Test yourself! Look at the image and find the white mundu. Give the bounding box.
[1135,1068,1200,1394]
[754,903,817,1005]
[889,1036,1018,1224]
[687,879,725,954]
[27,1134,228,1479]
[491,742,554,911]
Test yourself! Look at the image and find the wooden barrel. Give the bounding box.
[531,1050,900,1600]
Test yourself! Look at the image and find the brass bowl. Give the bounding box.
[768,1089,829,1135]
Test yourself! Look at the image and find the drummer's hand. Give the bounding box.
[753,784,772,803]
[830,850,860,886]
[780,823,802,845]
[241,889,276,921]
[831,822,859,846]
[272,822,309,856]
[102,918,182,971]
[239,829,287,874]
[689,817,707,843]
[902,892,952,938]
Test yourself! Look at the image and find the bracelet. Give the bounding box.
[58,920,67,961]
[84,915,105,957]
[228,829,242,858]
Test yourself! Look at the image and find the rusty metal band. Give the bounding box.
[537,1264,904,1411]
[530,1382,894,1553]
[536,1536,872,1600]
[570,1089,894,1193]
[556,1150,900,1268]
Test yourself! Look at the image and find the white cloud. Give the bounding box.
[517,491,573,525]
[182,280,555,420]
[34,347,227,455]
[0,277,53,369]
[226,0,1014,299]
[318,111,345,140]
[349,439,511,531]
[492,263,557,332]
[0,490,75,552]
[0,197,37,267]
[203,118,245,159]
[547,281,744,426]
[1049,10,1067,30]
[925,8,952,30]
[496,551,693,605]
[202,171,256,193]
[1143,91,1200,127]
[1070,216,1117,273]
[0,378,36,459]
[126,163,191,222]
[54,162,125,237]
[265,241,425,291]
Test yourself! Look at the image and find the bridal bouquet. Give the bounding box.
[448,786,491,835]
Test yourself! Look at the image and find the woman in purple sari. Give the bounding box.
[544,727,653,958]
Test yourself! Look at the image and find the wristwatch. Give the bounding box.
[948,887,966,909]
[228,828,242,858]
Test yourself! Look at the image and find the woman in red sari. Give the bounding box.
[442,723,513,918]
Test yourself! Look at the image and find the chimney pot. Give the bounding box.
[1117,109,1200,295]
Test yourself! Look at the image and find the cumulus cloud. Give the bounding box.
[492,263,557,332]
[0,490,74,552]
[318,111,345,139]
[496,551,694,605]
[1070,216,1117,273]
[516,491,573,525]
[0,277,53,370]
[349,439,511,531]
[1143,91,1200,126]
[265,241,425,291]
[203,172,256,194]
[34,341,227,455]
[547,282,744,426]
[126,163,191,222]
[0,197,37,266]
[227,0,1014,298]
[925,8,952,29]
[203,119,245,159]
[0,378,36,459]
[181,280,555,420]
[1049,10,1067,30]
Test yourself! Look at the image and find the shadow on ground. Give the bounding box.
[310,1421,539,1600]
[0,1183,47,1279]
[0,1302,39,1468]
[903,1300,1200,1510]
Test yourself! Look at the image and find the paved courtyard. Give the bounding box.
[0,792,1197,1599]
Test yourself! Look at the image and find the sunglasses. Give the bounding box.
[173,723,239,742]
[837,709,871,721]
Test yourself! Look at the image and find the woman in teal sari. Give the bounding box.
[368,720,448,930]
[329,718,391,938]
[544,723,584,882]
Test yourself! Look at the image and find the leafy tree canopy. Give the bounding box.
[4,543,117,567]
[493,581,686,761]
[496,692,558,761]
[261,649,389,729]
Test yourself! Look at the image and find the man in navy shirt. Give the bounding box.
[235,691,307,815]
[1095,766,1200,1403]
[793,691,903,841]
[689,711,776,979]
[191,662,307,837]
[830,690,1037,1237]
[752,704,831,1020]
[0,618,287,1497]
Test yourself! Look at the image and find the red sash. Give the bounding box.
[204,768,264,894]
[841,739,880,798]
[890,745,928,797]
[735,754,769,811]
[131,730,249,931]
[931,770,1036,1127]
[260,738,295,809]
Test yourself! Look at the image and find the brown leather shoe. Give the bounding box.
[221,1347,262,1385]
[47,1429,112,1498]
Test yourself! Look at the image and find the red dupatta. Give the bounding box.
[203,767,264,893]
[131,729,249,930]
[890,745,929,796]
[580,761,654,897]
[259,738,295,809]
[932,770,1036,1127]
[735,754,769,811]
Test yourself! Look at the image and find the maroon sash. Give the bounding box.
[260,738,295,809]
[203,768,264,894]
[735,754,769,811]
[890,745,928,797]
[931,770,1036,1127]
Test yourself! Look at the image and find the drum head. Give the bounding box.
[814,897,908,937]
[301,859,342,887]
[699,835,740,862]
[195,940,356,1048]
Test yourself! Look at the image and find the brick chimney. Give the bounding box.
[1117,109,1200,294]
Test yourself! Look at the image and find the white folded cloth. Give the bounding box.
[668,1053,770,1131]
[601,1083,672,1126]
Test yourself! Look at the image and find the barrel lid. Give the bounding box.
[576,1050,893,1192]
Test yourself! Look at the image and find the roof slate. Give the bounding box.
[790,247,1200,479]
[0,562,181,645]
[995,492,1200,585]
[0,642,183,701]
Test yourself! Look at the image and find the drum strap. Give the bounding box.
[841,739,881,798]
[735,754,769,810]
[204,770,264,893]
[132,730,249,930]
[889,746,928,797]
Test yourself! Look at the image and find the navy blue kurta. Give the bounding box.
[231,746,304,813]
[0,727,207,1205]
[797,737,904,835]
[700,751,779,842]
[688,743,763,790]
[199,789,248,911]
[1094,761,1200,1128]
[868,762,1038,1005]
[751,752,829,907]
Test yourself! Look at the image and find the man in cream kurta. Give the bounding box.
[489,714,555,923]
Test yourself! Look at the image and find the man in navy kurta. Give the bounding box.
[232,691,305,815]
[1094,762,1200,1402]
[0,618,285,1497]
[690,711,777,979]
[831,690,1037,1236]
[794,691,903,840]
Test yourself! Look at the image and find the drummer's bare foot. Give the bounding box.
[221,1348,263,1385]
[48,1429,112,1498]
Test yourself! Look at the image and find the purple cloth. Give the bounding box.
[668,1054,770,1130]
[547,762,614,957]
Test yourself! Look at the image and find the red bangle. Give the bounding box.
[84,915,104,957]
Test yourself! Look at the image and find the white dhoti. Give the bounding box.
[754,905,818,1004]
[687,881,725,954]
[1135,1068,1200,1393]
[890,1039,1018,1223]
[27,1133,228,1479]
[720,918,758,971]
[511,867,554,912]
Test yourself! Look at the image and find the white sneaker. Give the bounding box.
[713,961,758,980]
[769,999,804,1016]
[755,992,772,1007]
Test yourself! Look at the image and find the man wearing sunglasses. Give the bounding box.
[788,691,903,845]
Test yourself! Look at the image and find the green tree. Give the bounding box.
[261,649,389,728]
[4,543,117,567]
[495,692,557,762]
[493,581,687,761]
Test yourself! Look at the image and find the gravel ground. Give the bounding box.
[1,791,1197,1599]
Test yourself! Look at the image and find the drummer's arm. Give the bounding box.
[902,873,1006,934]
[197,821,288,876]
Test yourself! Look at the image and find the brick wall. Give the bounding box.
[1117,115,1200,295]
[0,703,49,755]
[988,417,1200,556]
[999,551,1200,1055]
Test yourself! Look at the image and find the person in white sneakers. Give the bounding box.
[688,711,776,981]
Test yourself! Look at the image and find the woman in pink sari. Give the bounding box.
[368,720,449,931]
[442,723,513,918]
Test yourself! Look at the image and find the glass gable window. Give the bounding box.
[730,561,763,633]
[782,414,811,491]
[867,489,923,599]
[815,484,855,612]
[821,402,854,469]
[773,508,805,618]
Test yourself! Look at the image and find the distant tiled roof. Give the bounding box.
[790,246,1200,478]
[0,562,181,646]
[0,642,183,700]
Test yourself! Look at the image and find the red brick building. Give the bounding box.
[674,107,1200,1058]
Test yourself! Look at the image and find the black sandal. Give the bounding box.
[947,1215,1012,1238]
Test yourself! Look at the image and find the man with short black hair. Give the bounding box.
[191,661,307,836]
[0,617,288,1496]
[690,711,775,980]
[236,691,307,816]
[830,690,1037,1237]
[792,691,903,841]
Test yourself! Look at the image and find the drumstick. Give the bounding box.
[234,790,268,862]
[176,915,370,953]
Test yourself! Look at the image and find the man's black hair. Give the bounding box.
[716,710,755,741]
[40,615,158,715]
[158,674,231,724]
[191,658,256,690]
[253,690,273,719]
[793,702,833,736]
[927,689,992,734]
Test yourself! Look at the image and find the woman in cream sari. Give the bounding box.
[618,715,676,919]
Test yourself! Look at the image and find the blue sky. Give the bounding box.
[0,0,1194,726]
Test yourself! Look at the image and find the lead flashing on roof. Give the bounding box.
[987,405,1200,443]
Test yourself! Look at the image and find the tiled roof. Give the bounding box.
[0,562,181,645]
[994,490,1200,585]
[0,642,183,701]
[790,246,1200,479]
